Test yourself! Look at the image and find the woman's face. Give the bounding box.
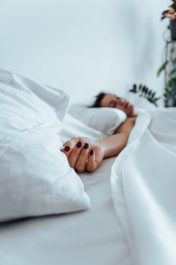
[100,94,134,117]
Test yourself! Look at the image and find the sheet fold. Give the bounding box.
[111,108,176,265]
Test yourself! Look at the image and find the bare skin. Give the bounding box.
[61,115,136,173]
[61,93,137,173]
[100,93,135,117]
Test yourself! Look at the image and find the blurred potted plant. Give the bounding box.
[162,0,176,40]
[157,0,176,107]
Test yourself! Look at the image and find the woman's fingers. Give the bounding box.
[86,149,96,172]
[61,137,91,169]
[61,138,104,173]
[75,143,90,172]
[60,137,79,158]
[68,140,86,168]
[86,145,105,172]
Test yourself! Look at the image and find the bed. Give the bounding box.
[1,100,176,265]
[0,158,131,265]
[0,113,131,265]
[0,70,131,265]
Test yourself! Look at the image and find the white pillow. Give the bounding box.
[0,70,90,222]
[0,68,70,120]
[69,104,127,135]
[61,113,104,144]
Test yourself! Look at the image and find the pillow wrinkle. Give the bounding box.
[0,69,90,222]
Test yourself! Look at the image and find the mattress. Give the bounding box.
[0,114,131,265]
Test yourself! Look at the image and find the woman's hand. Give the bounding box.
[61,118,136,173]
[60,137,105,173]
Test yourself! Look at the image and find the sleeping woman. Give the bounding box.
[61,93,137,173]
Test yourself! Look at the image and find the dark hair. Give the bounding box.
[89,92,106,108]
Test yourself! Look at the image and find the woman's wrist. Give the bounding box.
[96,132,129,159]
[92,141,106,159]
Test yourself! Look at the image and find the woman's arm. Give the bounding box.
[97,116,136,158]
[61,117,136,172]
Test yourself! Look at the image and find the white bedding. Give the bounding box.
[1,108,176,265]
[0,157,131,265]
[0,70,91,221]
[111,108,176,265]
[0,114,131,265]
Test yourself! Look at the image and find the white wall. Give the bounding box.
[0,0,169,103]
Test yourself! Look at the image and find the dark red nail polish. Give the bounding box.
[84,143,89,149]
[90,150,94,155]
[76,141,82,148]
[64,146,70,152]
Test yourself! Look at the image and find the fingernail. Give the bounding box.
[84,143,89,149]
[64,146,70,152]
[90,150,94,155]
[76,141,82,148]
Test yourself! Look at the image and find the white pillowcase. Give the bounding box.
[0,68,70,121]
[61,113,104,144]
[69,104,127,135]
[0,70,90,222]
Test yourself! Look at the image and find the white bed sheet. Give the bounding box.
[111,108,176,265]
[0,158,131,265]
[0,114,131,265]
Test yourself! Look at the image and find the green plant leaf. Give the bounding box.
[168,78,176,87]
[170,46,175,54]
[170,68,176,76]
[165,85,172,92]
[172,58,176,64]
[157,60,168,77]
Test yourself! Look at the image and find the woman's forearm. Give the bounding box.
[96,132,129,158]
[96,117,136,158]
[61,117,136,172]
